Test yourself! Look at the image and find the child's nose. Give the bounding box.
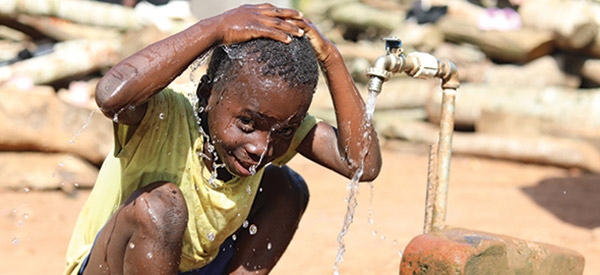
[245,132,272,161]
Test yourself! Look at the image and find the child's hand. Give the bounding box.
[291,18,336,65]
[215,4,305,45]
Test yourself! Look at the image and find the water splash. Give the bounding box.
[207,232,216,242]
[333,90,379,275]
[248,224,258,235]
[189,48,214,84]
[70,110,96,144]
[249,129,272,175]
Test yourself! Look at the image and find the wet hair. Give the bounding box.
[205,36,319,92]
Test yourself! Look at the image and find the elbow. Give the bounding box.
[95,75,123,118]
[358,156,382,182]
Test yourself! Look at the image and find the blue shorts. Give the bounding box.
[79,228,235,275]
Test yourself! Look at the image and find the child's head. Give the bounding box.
[198,36,319,177]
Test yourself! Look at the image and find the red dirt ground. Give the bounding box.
[1,141,599,274]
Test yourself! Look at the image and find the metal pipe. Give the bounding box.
[423,144,438,234]
[431,88,457,231]
[365,37,460,232]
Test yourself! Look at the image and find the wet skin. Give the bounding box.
[89,3,382,275]
[199,64,313,178]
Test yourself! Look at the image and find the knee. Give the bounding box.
[264,165,309,216]
[129,181,188,244]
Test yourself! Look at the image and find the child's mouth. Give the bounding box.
[232,155,256,177]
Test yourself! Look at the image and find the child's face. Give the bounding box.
[205,69,312,177]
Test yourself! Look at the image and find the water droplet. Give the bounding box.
[381,235,386,240]
[24,187,30,193]
[74,183,79,187]
[563,190,567,195]
[58,162,64,167]
[147,252,153,259]
[207,232,216,242]
[129,243,135,249]
[23,214,29,219]
[113,113,119,122]
[398,250,403,258]
[372,230,377,236]
[231,234,237,241]
[259,187,263,193]
[267,242,272,250]
[249,224,258,235]
[12,236,19,245]
[159,113,165,119]
[18,220,23,226]
[99,264,103,268]
[242,220,249,228]
[246,185,252,195]
[393,240,398,246]
[368,218,374,224]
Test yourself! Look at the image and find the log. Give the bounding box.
[581,59,600,85]
[14,15,121,41]
[0,39,121,85]
[329,1,406,34]
[425,83,600,140]
[482,55,581,88]
[310,77,437,111]
[0,0,144,30]
[391,22,445,53]
[556,53,600,86]
[0,40,27,63]
[519,0,598,49]
[0,152,98,191]
[0,24,30,41]
[433,42,491,84]
[336,41,386,64]
[0,86,113,165]
[436,15,554,63]
[381,120,600,172]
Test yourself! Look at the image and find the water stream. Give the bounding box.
[333,90,379,275]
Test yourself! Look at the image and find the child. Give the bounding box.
[65,3,381,275]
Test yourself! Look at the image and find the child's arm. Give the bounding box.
[95,4,305,125]
[294,19,382,181]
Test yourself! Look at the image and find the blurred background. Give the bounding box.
[0,0,599,274]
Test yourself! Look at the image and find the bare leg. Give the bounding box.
[83,181,188,275]
[226,165,310,274]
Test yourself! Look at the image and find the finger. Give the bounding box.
[253,26,293,44]
[288,18,311,32]
[263,17,305,37]
[258,6,304,20]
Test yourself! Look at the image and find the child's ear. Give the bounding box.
[196,75,212,105]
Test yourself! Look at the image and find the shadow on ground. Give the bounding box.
[521,173,600,229]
